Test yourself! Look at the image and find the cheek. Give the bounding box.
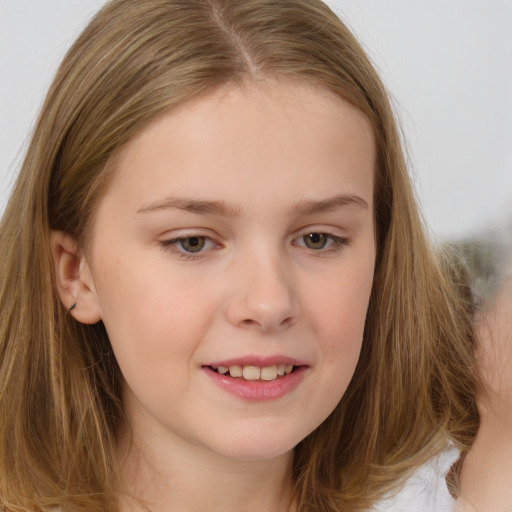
[311,259,374,340]
[91,256,180,356]
[93,255,225,387]
[307,257,374,400]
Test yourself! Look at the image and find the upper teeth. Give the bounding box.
[216,364,294,381]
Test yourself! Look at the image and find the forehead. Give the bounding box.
[98,79,375,218]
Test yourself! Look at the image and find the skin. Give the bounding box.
[52,80,376,512]
[458,269,512,512]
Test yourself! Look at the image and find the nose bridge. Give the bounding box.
[225,242,300,332]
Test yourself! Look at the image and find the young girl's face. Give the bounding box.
[80,80,376,462]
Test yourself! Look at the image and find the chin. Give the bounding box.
[206,426,306,463]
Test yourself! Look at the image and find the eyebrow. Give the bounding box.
[137,197,241,217]
[137,194,369,216]
[290,195,369,214]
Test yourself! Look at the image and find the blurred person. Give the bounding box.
[458,239,512,512]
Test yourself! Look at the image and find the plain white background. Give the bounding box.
[1,0,511,240]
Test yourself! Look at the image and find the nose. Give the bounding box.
[224,251,301,333]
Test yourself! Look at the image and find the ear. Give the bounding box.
[50,231,102,324]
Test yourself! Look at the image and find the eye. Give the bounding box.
[302,232,329,250]
[177,236,207,253]
[295,231,349,253]
[160,235,218,257]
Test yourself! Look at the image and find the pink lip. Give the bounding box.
[202,361,308,402]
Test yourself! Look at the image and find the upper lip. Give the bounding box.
[205,355,308,368]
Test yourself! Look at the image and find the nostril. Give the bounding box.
[238,314,296,332]
[280,316,295,328]
[240,318,261,328]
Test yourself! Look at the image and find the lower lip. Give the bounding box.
[202,366,307,402]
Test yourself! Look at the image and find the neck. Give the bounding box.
[118,424,295,512]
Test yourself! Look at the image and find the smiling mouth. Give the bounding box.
[208,364,296,382]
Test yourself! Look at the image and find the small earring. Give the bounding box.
[68,302,77,313]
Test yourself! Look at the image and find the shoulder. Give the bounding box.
[370,446,459,512]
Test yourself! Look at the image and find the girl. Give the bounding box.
[0,0,479,510]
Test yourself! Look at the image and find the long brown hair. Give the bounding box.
[0,0,479,510]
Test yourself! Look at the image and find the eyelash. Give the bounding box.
[159,232,350,259]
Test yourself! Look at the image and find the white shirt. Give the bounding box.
[371,447,459,512]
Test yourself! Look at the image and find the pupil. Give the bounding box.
[306,232,327,249]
